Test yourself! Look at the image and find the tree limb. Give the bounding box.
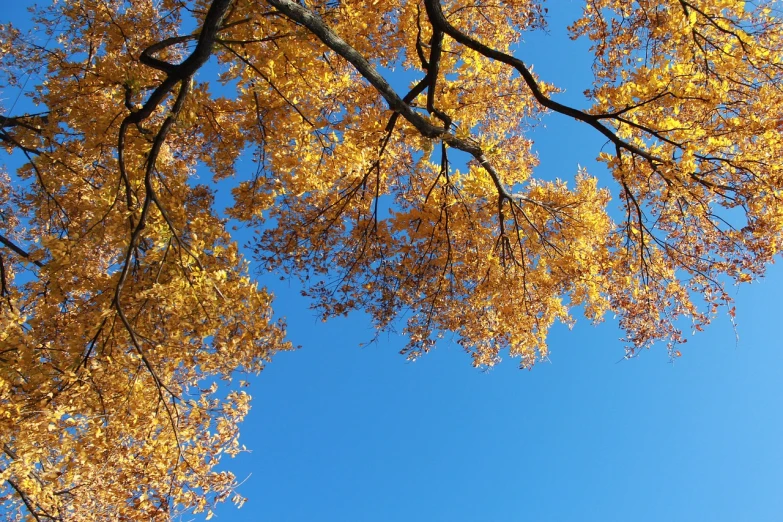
[0,233,43,267]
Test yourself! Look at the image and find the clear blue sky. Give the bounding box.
[3,2,782,522]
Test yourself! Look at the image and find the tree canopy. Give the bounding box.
[1,0,782,518]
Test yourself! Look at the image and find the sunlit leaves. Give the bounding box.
[1,0,782,518]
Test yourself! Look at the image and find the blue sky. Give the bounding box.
[2,2,783,521]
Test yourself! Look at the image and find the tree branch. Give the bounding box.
[421,0,661,163]
[0,233,43,267]
[264,0,519,201]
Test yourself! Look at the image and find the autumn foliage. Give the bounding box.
[1,0,782,518]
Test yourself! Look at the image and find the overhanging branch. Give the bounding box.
[264,0,520,200]
[420,0,661,163]
[0,233,43,267]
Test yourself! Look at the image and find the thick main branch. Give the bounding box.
[421,0,660,163]
[265,0,517,199]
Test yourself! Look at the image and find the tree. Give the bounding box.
[1,0,781,518]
